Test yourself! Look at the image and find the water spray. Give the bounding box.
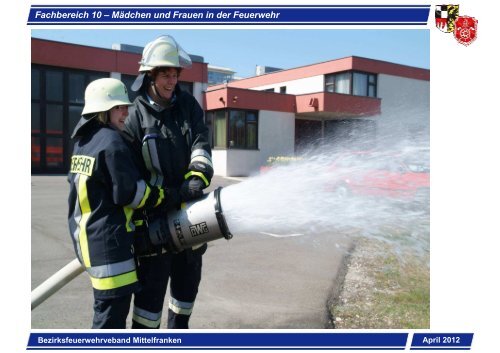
[32,143,430,310]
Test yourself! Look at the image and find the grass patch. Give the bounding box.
[331,238,429,329]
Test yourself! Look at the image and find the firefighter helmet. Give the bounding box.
[82,78,132,115]
[132,35,192,91]
[138,35,192,72]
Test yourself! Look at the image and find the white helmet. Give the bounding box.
[132,35,192,91]
[82,78,132,115]
[138,35,192,72]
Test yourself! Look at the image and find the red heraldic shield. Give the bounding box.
[454,16,478,46]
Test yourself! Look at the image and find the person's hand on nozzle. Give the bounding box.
[162,187,182,209]
[180,176,205,202]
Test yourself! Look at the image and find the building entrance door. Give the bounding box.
[295,119,323,153]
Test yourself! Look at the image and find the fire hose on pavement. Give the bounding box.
[31,187,233,310]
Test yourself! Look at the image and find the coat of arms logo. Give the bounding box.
[435,5,477,46]
[454,16,478,46]
[435,5,459,33]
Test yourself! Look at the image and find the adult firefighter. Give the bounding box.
[124,35,213,329]
[68,78,178,328]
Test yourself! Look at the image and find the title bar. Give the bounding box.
[27,5,430,25]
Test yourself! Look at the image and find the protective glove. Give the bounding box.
[179,176,205,202]
[163,187,182,209]
[186,160,214,189]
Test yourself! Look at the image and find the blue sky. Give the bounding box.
[31,29,429,78]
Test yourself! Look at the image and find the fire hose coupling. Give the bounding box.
[214,187,233,240]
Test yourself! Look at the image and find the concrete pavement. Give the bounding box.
[31,175,351,329]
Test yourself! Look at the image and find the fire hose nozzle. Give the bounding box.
[165,186,233,252]
[135,186,234,256]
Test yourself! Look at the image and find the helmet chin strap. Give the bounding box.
[149,82,172,108]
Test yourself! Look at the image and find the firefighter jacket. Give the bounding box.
[68,118,169,299]
[123,85,212,192]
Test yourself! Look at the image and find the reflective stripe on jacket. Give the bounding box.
[68,122,166,299]
[124,85,211,190]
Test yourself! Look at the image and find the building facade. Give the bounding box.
[31,38,207,174]
[31,38,429,177]
[205,57,429,176]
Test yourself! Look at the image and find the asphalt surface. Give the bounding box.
[31,175,352,329]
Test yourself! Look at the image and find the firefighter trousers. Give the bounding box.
[131,244,206,329]
[92,293,133,329]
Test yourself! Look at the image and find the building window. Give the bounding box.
[208,71,234,85]
[31,136,41,169]
[213,110,227,148]
[325,71,377,97]
[325,72,351,94]
[353,72,368,96]
[68,73,86,104]
[368,74,377,97]
[32,68,40,100]
[46,137,64,169]
[46,104,63,135]
[353,72,377,97]
[46,70,63,102]
[279,86,287,94]
[206,109,258,150]
[121,75,137,101]
[31,65,107,173]
[245,112,258,149]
